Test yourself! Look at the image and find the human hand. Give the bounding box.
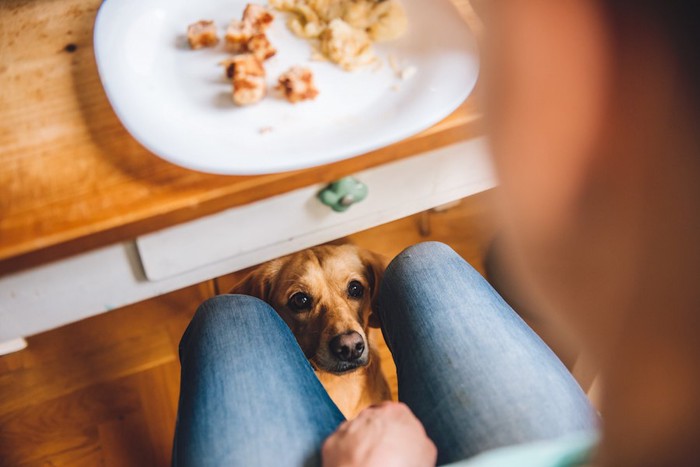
[321,401,437,467]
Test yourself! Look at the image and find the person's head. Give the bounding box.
[479,1,700,464]
[480,0,700,350]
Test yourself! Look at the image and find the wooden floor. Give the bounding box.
[0,191,498,467]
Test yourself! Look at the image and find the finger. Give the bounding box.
[367,400,395,409]
[321,435,337,460]
[332,416,365,435]
[337,420,351,431]
[358,401,399,419]
[384,401,417,419]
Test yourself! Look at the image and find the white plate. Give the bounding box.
[94,0,479,175]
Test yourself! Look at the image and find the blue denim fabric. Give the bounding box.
[173,294,344,466]
[173,242,598,466]
[375,242,597,464]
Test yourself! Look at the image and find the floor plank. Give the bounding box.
[130,362,181,467]
[99,411,156,467]
[19,443,104,467]
[0,327,175,415]
[0,380,139,465]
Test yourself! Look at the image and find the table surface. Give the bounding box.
[0,0,483,275]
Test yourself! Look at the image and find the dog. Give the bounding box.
[230,244,391,419]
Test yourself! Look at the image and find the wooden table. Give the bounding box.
[0,0,490,350]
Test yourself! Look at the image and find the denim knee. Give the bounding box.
[179,294,281,358]
[378,242,488,325]
[385,242,480,283]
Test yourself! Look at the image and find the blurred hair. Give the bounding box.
[604,1,700,110]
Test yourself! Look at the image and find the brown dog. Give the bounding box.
[230,244,391,418]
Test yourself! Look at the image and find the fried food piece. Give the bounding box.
[319,18,374,71]
[222,54,267,106]
[225,19,255,53]
[247,33,277,61]
[187,20,219,49]
[243,4,275,32]
[276,66,319,103]
[233,76,267,106]
[225,5,276,60]
[222,53,266,79]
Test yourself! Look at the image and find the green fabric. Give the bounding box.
[444,432,598,467]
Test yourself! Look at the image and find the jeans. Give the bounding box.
[173,242,597,466]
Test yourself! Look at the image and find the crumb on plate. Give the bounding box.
[388,53,417,80]
[399,64,417,80]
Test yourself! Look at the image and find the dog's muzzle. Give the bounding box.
[320,331,369,373]
[329,331,365,362]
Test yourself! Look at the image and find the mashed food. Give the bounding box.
[270,0,407,70]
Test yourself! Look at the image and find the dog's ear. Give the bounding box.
[359,249,387,328]
[229,260,282,303]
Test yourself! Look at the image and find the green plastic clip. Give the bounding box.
[318,177,369,212]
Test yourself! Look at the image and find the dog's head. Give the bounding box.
[231,244,385,374]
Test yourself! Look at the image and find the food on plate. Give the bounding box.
[276,67,319,103]
[388,53,417,84]
[187,20,219,49]
[225,5,276,60]
[247,33,277,61]
[223,54,267,106]
[225,20,255,53]
[343,0,407,42]
[269,0,407,70]
[320,18,374,71]
[243,3,275,32]
[187,4,322,107]
[218,4,278,106]
[270,0,407,41]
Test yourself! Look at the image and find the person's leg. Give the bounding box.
[173,295,344,467]
[376,242,598,465]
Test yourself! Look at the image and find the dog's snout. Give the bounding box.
[329,331,365,362]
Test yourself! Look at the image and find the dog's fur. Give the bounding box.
[230,244,391,418]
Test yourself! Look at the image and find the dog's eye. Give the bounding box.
[347,280,364,299]
[288,292,312,311]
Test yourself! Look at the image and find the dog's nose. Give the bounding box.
[329,331,365,362]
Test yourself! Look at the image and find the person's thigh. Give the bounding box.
[376,242,598,465]
[173,295,345,467]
